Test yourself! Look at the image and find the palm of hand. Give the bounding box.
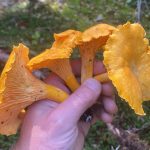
[14,60,117,150]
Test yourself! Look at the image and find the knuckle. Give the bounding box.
[73,86,98,104]
[83,84,101,98]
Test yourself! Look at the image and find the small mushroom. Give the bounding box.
[0,43,69,135]
[78,24,115,83]
[104,22,150,115]
[28,30,81,91]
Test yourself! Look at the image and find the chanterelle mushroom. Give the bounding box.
[0,43,68,135]
[28,30,81,91]
[104,22,150,115]
[78,24,115,83]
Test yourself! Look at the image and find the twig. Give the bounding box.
[136,0,142,23]
[143,0,150,11]
[132,122,150,135]
[107,123,150,150]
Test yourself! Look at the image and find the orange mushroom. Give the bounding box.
[94,72,109,83]
[104,22,150,115]
[0,43,69,135]
[78,24,115,83]
[28,30,82,91]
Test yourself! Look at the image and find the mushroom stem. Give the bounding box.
[48,59,80,91]
[80,47,95,83]
[94,72,109,83]
[65,74,80,91]
[45,84,69,102]
[81,54,94,83]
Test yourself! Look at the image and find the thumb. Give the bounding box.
[49,78,102,125]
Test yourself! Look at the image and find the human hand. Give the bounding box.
[13,60,117,150]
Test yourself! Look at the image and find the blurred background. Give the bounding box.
[0,0,150,149]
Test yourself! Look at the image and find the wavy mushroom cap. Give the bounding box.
[79,23,116,50]
[28,30,81,70]
[53,29,82,49]
[104,22,150,115]
[81,23,116,42]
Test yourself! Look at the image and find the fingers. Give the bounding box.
[71,59,81,76]
[102,96,118,114]
[93,60,106,75]
[98,108,113,123]
[93,105,113,123]
[44,59,108,93]
[93,95,117,123]
[45,68,114,98]
[45,73,65,84]
[101,82,114,96]
[47,79,102,126]
[44,73,71,94]
[71,59,106,77]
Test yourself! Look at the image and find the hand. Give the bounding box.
[13,60,117,150]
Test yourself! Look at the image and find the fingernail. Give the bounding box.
[83,78,101,91]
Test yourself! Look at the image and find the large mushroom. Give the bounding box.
[0,43,68,135]
[104,22,150,115]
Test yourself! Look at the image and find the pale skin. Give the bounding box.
[13,60,117,150]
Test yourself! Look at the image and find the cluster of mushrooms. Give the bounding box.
[0,22,149,135]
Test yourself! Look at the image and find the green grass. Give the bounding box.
[84,121,118,150]
[0,0,149,53]
[0,0,150,149]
